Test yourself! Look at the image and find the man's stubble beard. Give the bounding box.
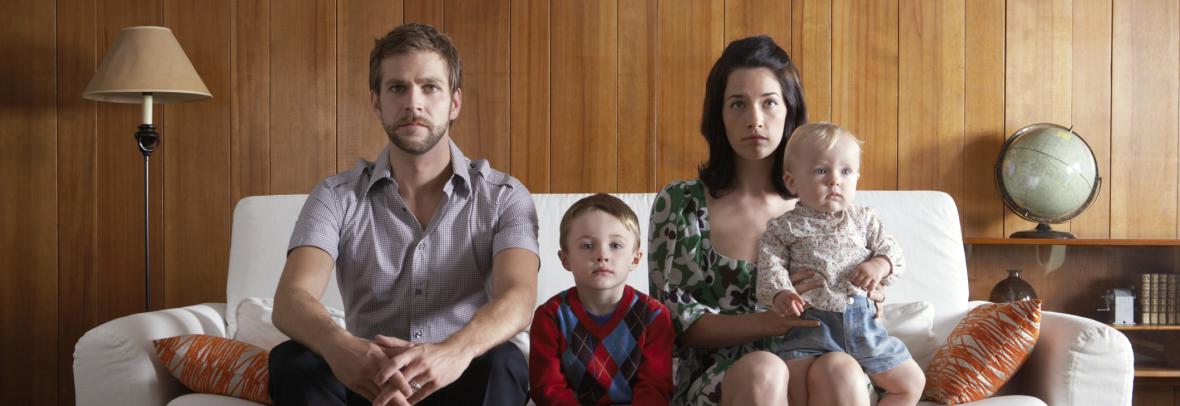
[382,107,452,156]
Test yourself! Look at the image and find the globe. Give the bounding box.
[995,123,1101,239]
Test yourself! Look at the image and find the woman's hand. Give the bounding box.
[756,308,821,336]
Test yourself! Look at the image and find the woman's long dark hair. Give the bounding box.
[698,35,807,199]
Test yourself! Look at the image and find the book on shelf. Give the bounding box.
[1140,273,1180,325]
[1172,274,1179,324]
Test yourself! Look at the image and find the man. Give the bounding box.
[269,22,539,406]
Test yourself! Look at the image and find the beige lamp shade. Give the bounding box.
[83,26,211,103]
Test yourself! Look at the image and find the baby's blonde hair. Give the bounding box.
[558,193,642,252]
[782,121,864,172]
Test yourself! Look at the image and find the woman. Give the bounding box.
[649,36,889,405]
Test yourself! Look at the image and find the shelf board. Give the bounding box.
[1135,367,1180,378]
[1111,324,1180,331]
[964,238,1180,246]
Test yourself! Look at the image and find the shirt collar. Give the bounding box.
[365,140,472,195]
[792,203,842,219]
[446,139,472,196]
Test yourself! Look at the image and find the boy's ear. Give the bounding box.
[632,250,644,266]
[557,250,571,272]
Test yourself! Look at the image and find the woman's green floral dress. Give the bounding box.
[648,180,774,405]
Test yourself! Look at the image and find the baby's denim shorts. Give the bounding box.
[772,295,911,375]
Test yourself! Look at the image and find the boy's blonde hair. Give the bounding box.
[782,121,864,172]
[558,193,642,252]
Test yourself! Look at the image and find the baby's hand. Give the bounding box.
[849,259,889,292]
[772,290,808,317]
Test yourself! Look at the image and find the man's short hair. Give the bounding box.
[369,22,462,94]
[558,194,642,252]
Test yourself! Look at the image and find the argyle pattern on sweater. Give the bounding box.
[533,286,670,405]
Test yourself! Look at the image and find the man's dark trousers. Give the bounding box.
[268,339,529,406]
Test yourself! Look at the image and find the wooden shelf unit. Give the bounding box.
[964,238,1180,246]
[1112,324,1180,331]
[963,237,1180,390]
[1135,367,1180,378]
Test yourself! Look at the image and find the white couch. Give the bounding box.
[74,191,1134,406]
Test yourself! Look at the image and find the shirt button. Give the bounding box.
[415,288,423,295]
[847,297,855,305]
[414,331,423,339]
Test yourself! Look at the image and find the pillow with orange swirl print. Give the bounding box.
[922,300,1042,404]
[153,334,271,404]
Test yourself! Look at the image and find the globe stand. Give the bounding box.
[1010,223,1076,239]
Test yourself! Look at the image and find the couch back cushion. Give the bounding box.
[856,191,969,340]
[226,195,344,338]
[226,190,967,342]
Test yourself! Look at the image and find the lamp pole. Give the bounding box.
[136,93,158,311]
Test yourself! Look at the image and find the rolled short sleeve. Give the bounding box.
[491,184,540,257]
[288,180,343,260]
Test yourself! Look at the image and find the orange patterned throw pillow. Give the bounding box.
[153,334,272,404]
[923,300,1042,404]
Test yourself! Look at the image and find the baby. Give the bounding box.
[755,122,925,406]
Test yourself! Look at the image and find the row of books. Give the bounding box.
[1141,273,1180,325]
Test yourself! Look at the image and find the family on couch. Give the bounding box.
[268,22,915,406]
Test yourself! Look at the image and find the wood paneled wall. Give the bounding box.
[4,0,1180,404]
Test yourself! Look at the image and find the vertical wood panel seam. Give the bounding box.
[226,0,234,282]
[335,0,340,176]
[547,0,552,192]
[1107,0,1113,237]
[961,0,967,201]
[506,0,512,176]
[651,0,659,190]
[158,0,166,309]
[895,0,900,190]
[335,0,340,179]
[1001,0,1008,237]
[828,0,833,123]
[267,0,273,195]
[52,0,62,397]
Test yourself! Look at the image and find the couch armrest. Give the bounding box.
[1014,310,1134,406]
[73,303,228,406]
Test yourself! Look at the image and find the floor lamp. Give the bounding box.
[83,26,211,311]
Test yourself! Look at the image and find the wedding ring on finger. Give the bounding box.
[409,381,422,392]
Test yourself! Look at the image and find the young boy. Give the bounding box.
[755,122,925,406]
[529,193,674,406]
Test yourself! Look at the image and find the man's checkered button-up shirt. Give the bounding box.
[289,140,540,343]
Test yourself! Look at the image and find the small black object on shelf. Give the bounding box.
[989,269,1038,303]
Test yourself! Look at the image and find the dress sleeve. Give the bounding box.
[648,182,719,334]
[863,208,905,286]
[631,299,674,406]
[527,302,580,406]
[755,217,795,307]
